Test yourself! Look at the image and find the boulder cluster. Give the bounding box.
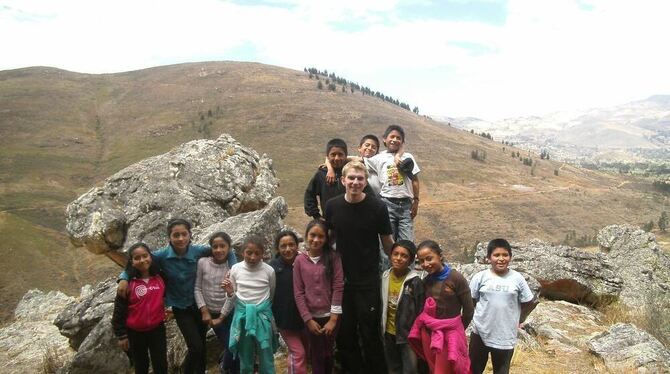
[1,134,668,373]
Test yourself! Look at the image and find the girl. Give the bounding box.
[112,243,168,374]
[409,240,473,374]
[222,237,278,374]
[269,230,307,374]
[118,218,212,374]
[469,239,537,374]
[194,231,239,374]
[293,220,344,374]
[381,240,425,374]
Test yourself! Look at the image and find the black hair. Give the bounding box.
[209,231,232,247]
[383,125,406,142]
[167,218,192,236]
[124,242,160,279]
[487,238,512,258]
[274,230,299,252]
[391,239,417,261]
[326,138,348,156]
[359,134,380,148]
[305,219,334,281]
[417,239,441,256]
[243,236,265,253]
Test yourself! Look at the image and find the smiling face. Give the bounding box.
[306,224,327,255]
[243,243,263,266]
[488,247,511,275]
[383,130,404,152]
[130,246,152,276]
[358,138,379,158]
[391,246,412,273]
[277,235,298,264]
[327,146,347,169]
[169,224,191,253]
[211,237,230,264]
[416,247,443,275]
[341,168,367,197]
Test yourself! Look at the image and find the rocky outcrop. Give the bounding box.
[475,240,622,306]
[0,290,76,374]
[66,134,278,257]
[193,196,288,259]
[524,300,607,354]
[597,224,670,311]
[588,323,670,372]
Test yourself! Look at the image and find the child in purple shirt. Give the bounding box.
[293,220,344,374]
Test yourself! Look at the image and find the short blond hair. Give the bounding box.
[342,160,369,178]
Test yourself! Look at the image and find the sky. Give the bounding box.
[1,0,669,120]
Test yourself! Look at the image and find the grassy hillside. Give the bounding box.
[1,62,668,323]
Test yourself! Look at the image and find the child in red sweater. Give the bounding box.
[112,243,167,374]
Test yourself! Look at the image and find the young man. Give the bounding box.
[303,138,348,220]
[324,161,394,374]
[365,125,420,242]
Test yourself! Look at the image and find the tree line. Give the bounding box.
[305,67,420,115]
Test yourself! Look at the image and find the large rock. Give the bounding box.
[0,290,76,374]
[54,279,117,349]
[524,300,607,354]
[66,134,278,256]
[588,323,670,372]
[597,224,670,311]
[193,196,288,259]
[475,240,622,306]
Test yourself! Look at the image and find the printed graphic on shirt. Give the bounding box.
[135,284,161,298]
[486,283,510,293]
[136,284,147,297]
[385,164,405,187]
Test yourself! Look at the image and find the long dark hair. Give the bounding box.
[305,219,334,281]
[124,242,160,279]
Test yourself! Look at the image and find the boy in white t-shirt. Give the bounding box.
[365,125,420,242]
[469,238,538,374]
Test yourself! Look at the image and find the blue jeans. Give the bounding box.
[381,197,414,242]
[383,333,419,374]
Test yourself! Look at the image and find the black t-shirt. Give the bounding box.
[324,194,392,289]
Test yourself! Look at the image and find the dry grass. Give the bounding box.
[1,62,669,322]
[39,345,67,374]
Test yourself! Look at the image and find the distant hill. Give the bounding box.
[1,62,668,322]
[437,95,670,162]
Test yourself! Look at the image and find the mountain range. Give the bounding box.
[437,95,670,163]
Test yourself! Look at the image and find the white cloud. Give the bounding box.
[1,0,668,119]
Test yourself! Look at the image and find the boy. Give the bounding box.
[304,138,348,220]
[325,161,393,374]
[381,240,425,374]
[365,125,420,242]
[469,239,538,374]
[325,134,381,193]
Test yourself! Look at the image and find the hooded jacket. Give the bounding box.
[381,268,425,344]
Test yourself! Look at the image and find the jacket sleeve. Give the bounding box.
[194,258,206,309]
[292,258,312,322]
[330,253,344,313]
[303,172,322,219]
[413,277,426,316]
[455,272,474,328]
[111,294,129,339]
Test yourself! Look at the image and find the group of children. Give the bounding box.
[112,220,535,374]
[111,125,537,374]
